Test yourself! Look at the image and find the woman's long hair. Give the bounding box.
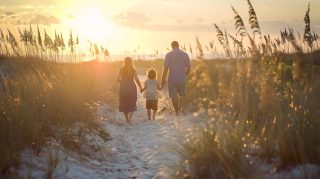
[121,57,135,79]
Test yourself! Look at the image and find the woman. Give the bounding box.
[118,57,142,124]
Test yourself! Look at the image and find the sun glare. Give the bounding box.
[73,8,114,42]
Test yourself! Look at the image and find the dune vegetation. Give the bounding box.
[0,56,119,174]
[169,1,320,178]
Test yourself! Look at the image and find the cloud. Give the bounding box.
[20,5,36,8]
[29,15,60,25]
[112,18,319,34]
[114,11,150,28]
[113,11,212,32]
[0,0,58,6]
[0,7,60,26]
[5,12,15,16]
[147,23,212,32]
[176,19,186,24]
[195,18,205,23]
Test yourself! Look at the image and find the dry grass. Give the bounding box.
[171,52,320,178]
[0,56,117,175]
[168,0,320,177]
[171,122,250,179]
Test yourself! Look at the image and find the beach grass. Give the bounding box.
[0,56,117,174]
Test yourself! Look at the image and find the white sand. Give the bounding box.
[14,75,320,178]
[16,75,198,179]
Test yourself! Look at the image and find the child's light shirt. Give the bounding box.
[143,79,162,100]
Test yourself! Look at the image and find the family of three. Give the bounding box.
[117,41,191,124]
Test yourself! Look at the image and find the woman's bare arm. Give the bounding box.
[133,71,143,90]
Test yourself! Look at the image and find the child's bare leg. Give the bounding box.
[152,110,157,120]
[147,109,151,120]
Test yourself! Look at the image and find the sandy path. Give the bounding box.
[96,75,197,178]
[16,75,198,179]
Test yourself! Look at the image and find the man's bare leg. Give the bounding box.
[172,97,180,115]
[180,96,186,113]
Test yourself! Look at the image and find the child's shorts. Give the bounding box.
[146,100,158,110]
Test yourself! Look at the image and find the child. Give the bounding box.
[140,69,163,120]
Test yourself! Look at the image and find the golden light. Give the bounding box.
[72,8,114,42]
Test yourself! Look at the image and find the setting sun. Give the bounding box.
[72,8,114,42]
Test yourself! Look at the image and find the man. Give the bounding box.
[161,41,191,115]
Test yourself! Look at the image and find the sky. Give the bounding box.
[0,0,319,57]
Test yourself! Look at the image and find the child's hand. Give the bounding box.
[161,79,166,86]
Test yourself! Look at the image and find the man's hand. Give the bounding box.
[161,67,168,87]
[185,66,191,76]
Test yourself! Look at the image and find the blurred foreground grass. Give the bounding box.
[0,56,118,174]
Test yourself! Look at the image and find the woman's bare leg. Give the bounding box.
[128,112,133,122]
[124,112,130,124]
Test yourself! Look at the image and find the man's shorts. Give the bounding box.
[168,83,186,99]
[146,100,158,110]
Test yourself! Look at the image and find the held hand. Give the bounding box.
[161,79,166,86]
[140,86,144,92]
